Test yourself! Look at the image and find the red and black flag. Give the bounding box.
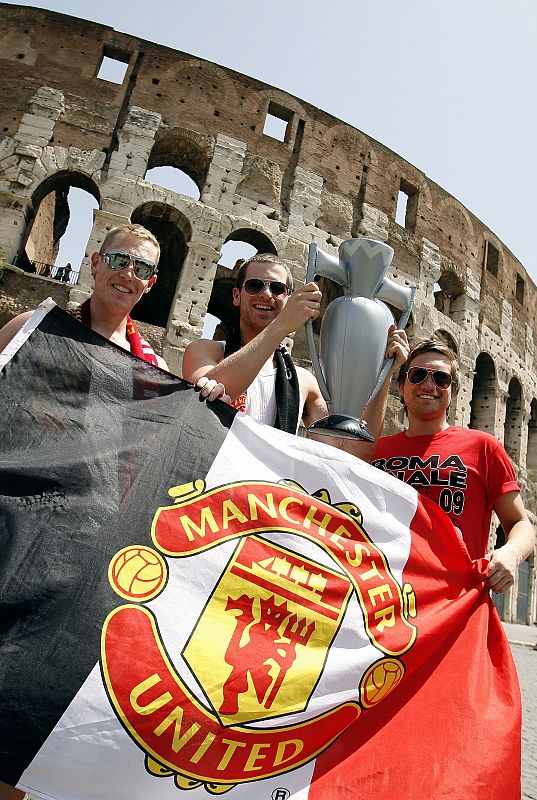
[0,301,521,800]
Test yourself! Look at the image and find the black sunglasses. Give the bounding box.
[240,278,290,298]
[102,249,158,280]
[407,366,453,390]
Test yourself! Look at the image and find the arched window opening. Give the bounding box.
[504,377,523,463]
[206,229,278,340]
[433,271,465,323]
[527,399,537,471]
[470,353,496,432]
[146,135,209,198]
[55,189,98,280]
[19,173,99,285]
[130,202,191,328]
[145,166,200,201]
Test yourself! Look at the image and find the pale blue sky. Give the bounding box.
[5,0,537,284]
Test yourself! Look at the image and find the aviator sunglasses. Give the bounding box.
[240,278,290,298]
[406,366,453,390]
[102,249,158,280]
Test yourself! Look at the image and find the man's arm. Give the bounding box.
[488,492,535,593]
[304,326,409,462]
[361,326,409,446]
[182,284,321,401]
[0,311,33,353]
[0,780,24,799]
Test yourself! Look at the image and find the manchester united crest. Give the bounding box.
[101,479,417,794]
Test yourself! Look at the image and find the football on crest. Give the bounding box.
[109,545,167,601]
[360,657,404,708]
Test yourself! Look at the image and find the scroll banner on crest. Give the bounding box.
[0,303,521,800]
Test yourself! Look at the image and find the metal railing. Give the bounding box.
[28,261,79,285]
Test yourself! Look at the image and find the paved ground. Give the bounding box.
[503,623,537,800]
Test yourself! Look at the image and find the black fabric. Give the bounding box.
[224,328,301,434]
[0,306,234,784]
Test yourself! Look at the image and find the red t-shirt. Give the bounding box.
[371,426,520,560]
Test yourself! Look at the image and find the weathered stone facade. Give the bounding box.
[0,4,535,623]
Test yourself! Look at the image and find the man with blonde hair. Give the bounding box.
[0,223,167,369]
[0,222,169,800]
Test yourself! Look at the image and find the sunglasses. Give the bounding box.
[240,278,290,298]
[102,249,158,280]
[406,366,453,390]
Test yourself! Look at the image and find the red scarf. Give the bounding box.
[70,300,160,367]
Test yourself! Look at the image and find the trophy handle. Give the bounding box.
[306,242,331,403]
[375,277,414,311]
[368,285,416,404]
[305,241,318,285]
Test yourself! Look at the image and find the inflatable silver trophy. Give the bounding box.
[306,237,415,441]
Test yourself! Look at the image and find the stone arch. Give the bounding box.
[18,169,100,276]
[147,129,212,196]
[225,227,278,254]
[168,59,240,107]
[207,227,278,337]
[321,125,380,180]
[527,398,537,471]
[437,198,475,258]
[102,177,205,230]
[434,269,465,323]
[504,376,523,462]
[437,197,475,237]
[130,201,191,328]
[470,352,497,432]
[319,124,375,192]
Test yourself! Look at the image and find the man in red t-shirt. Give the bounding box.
[372,339,534,592]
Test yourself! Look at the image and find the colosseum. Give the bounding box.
[1,4,535,624]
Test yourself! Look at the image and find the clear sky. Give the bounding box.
[5,0,537,284]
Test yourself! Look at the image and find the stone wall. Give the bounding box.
[0,3,535,624]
